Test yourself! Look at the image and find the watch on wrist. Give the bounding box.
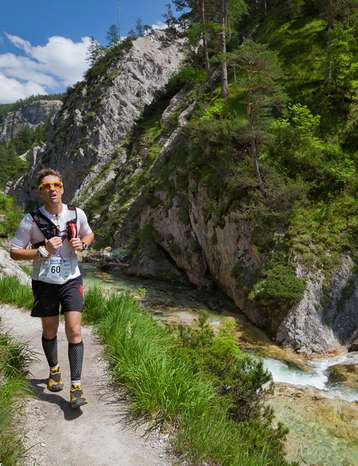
[82,242,88,251]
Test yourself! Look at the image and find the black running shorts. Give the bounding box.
[31,276,84,317]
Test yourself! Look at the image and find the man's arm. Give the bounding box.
[10,248,39,261]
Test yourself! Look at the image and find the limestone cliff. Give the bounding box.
[0,100,62,143]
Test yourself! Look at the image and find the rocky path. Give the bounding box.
[0,304,175,466]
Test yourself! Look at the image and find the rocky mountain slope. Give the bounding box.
[12,31,185,206]
[6,30,358,354]
[0,100,62,143]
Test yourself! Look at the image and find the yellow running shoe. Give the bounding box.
[70,384,88,408]
[48,367,64,392]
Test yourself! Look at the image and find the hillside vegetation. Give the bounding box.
[73,0,358,338]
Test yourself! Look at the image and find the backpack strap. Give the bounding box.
[30,208,59,248]
[65,204,78,240]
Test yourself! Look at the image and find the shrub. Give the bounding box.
[249,264,306,311]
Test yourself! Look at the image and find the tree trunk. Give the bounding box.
[200,0,213,87]
[326,0,335,88]
[250,118,266,196]
[220,0,230,97]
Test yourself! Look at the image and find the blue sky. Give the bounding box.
[0,0,173,104]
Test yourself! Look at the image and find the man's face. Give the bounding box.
[37,175,64,206]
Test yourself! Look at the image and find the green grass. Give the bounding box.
[0,275,34,464]
[288,193,358,271]
[0,327,33,465]
[84,287,292,465]
[0,275,33,309]
[81,285,108,324]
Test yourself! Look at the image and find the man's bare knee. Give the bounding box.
[65,311,82,343]
[42,316,59,339]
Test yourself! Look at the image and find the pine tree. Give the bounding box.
[219,0,247,97]
[173,0,214,86]
[228,39,286,195]
[136,18,145,37]
[86,36,106,66]
[106,24,120,48]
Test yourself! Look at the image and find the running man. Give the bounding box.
[10,168,94,408]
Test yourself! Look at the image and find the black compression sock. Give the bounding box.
[68,341,84,382]
[42,336,58,369]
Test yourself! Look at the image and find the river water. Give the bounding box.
[80,263,358,465]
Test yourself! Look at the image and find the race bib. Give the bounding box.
[38,257,71,284]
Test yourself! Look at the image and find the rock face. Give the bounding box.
[120,172,352,354]
[130,181,271,329]
[275,268,339,353]
[0,100,62,143]
[0,244,31,286]
[276,258,358,353]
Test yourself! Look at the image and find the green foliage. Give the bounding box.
[171,65,207,85]
[0,115,53,189]
[173,313,288,463]
[106,24,120,48]
[288,193,358,270]
[269,104,322,168]
[0,193,24,236]
[228,38,287,127]
[325,25,358,105]
[175,314,276,424]
[257,14,327,110]
[249,263,306,312]
[86,36,107,66]
[268,104,356,200]
[169,242,181,255]
[0,326,32,465]
[84,38,133,84]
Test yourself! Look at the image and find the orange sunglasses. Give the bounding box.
[38,181,63,190]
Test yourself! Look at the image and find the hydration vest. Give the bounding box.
[30,205,78,248]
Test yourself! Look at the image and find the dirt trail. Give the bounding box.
[1,304,175,466]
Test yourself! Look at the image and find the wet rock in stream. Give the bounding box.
[268,383,358,465]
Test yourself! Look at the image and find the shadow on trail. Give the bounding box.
[28,378,84,420]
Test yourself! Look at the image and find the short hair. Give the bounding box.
[37,168,62,187]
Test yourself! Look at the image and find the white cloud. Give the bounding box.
[0,34,91,104]
[151,21,167,31]
[0,53,58,87]
[0,73,47,104]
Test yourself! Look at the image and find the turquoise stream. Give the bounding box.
[80,263,358,465]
